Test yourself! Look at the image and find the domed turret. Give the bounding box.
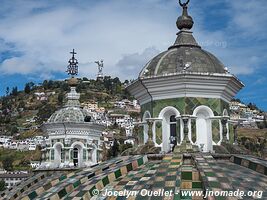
[139,0,226,78]
[127,0,244,153]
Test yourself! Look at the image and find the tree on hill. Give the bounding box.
[110,139,120,157]
[18,101,25,109]
[5,87,9,96]
[0,180,6,191]
[263,115,267,128]
[11,86,18,96]
[58,93,64,105]
[247,102,258,110]
[37,103,57,123]
[60,82,69,91]
[24,83,31,94]
[10,126,18,135]
[2,157,14,171]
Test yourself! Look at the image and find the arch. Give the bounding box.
[88,142,98,164]
[158,106,180,119]
[223,109,229,116]
[158,106,181,153]
[193,105,214,117]
[193,106,214,152]
[71,141,85,149]
[71,141,85,167]
[142,111,151,144]
[53,142,64,164]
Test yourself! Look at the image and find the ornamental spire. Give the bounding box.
[176,0,194,30]
[66,49,79,77]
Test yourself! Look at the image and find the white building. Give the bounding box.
[0,171,29,189]
[39,54,105,169]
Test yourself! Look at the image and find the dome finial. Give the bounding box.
[66,49,79,77]
[177,0,194,30]
[66,49,79,86]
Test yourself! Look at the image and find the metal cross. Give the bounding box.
[70,49,77,58]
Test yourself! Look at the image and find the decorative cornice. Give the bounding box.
[127,73,244,105]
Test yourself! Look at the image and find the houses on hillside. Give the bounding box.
[0,135,47,151]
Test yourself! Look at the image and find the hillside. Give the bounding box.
[0,76,132,137]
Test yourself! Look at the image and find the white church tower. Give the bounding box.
[39,50,105,169]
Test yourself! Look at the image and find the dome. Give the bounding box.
[46,79,94,124]
[139,45,226,78]
[139,1,226,78]
[48,107,94,123]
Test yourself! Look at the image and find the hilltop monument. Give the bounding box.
[95,60,104,80]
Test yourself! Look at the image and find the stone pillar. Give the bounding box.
[176,119,181,144]
[182,116,190,144]
[221,117,228,142]
[146,119,155,146]
[233,124,238,145]
[92,148,97,164]
[41,149,46,162]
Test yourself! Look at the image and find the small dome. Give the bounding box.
[68,77,79,86]
[48,107,94,123]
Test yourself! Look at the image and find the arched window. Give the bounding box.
[170,115,177,146]
[73,148,79,167]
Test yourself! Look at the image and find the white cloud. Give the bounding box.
[0,0,266,81]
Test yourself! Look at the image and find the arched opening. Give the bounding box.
[159,107,180,153]
[54,143,64,165]
[91,145,97,164]
[73,148,79,167]
[170,115,177,150]
[142,111,151,144]
[72,143,83,167]
[193,106,214,152]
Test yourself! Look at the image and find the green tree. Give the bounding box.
[5,87,10,96]
[2,157,14,171]
[119,143,133,153]
[18,101,25,109]
[24,83,31,94]
[43,80,49,90]
[58,93,64,105]
[37,103,56,123]
[110,139,120,158]
[11,86,18,96]
[82,77,89,81]
[47,80,53,89]
[0,180,6,191]
[60,82,69,91]
[11,126,18,135]
[264,116,267,128]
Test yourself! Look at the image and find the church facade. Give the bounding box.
[127,1,244,153]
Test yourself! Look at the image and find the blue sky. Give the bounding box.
[0,0,266,110]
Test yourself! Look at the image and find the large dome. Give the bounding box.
[139,46,226,78]
[139,2,226,78]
